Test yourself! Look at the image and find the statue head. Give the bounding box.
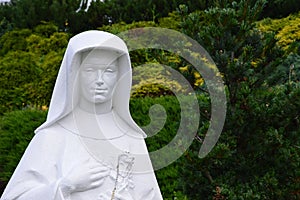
[35,30,146,138]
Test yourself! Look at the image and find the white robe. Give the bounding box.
[1,120,162,200]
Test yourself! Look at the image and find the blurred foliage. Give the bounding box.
[0,0,80,31]
[1,0,299,35]
[99,11,181,33]
[177,0,300,199]
[257,12,300,53]
[0,28,31,55]
[158,11,181,30]
[130,94,208,199]
[0,23,69,114]
[261,0,300,19]
[131,63,188,98]
[130,96,182,199]
[0,51,40,114]
[0,0,205,34]
[181,82,300,199]
[0,109,47,191]
[266,53,300,85]
[100,21,157,35]
[0,17,13,37]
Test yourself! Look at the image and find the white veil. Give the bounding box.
[35,30,146,138]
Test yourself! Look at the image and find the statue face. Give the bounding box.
[79,51,119,104]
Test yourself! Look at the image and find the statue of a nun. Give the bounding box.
[1,31,163,200]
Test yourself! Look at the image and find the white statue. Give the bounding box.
[1,31,163,200]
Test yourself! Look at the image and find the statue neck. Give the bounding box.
[79,98,112,114]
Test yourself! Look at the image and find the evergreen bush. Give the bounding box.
[0,108,47,193]
[0,24,69,114]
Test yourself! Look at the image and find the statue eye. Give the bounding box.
[105,67,116,73]
[84,68,94,72]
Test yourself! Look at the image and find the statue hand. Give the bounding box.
[60,158,110,193]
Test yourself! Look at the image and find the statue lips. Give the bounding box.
[94,88,108,94]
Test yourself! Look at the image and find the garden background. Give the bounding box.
[0,0,300,199]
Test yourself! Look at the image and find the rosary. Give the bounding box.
[110,159,120,200]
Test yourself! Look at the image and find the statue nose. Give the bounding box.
[96,70,104,85]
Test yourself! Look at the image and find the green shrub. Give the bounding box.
[33,22,58,38]
[130,94,208,199]
[131,63,188,98]
[0,29,32,56]
[99,21,157,35]
[130,96,182,199]
[179,82,300,200]
[0,26,69,114]
[0,108,47,183]
[178,2,300,199]
[257,12,300,53]
[0,51,40,114]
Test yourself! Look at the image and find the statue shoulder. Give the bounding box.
[33,123,68,144]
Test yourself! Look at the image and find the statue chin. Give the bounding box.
[86,95,110,104]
